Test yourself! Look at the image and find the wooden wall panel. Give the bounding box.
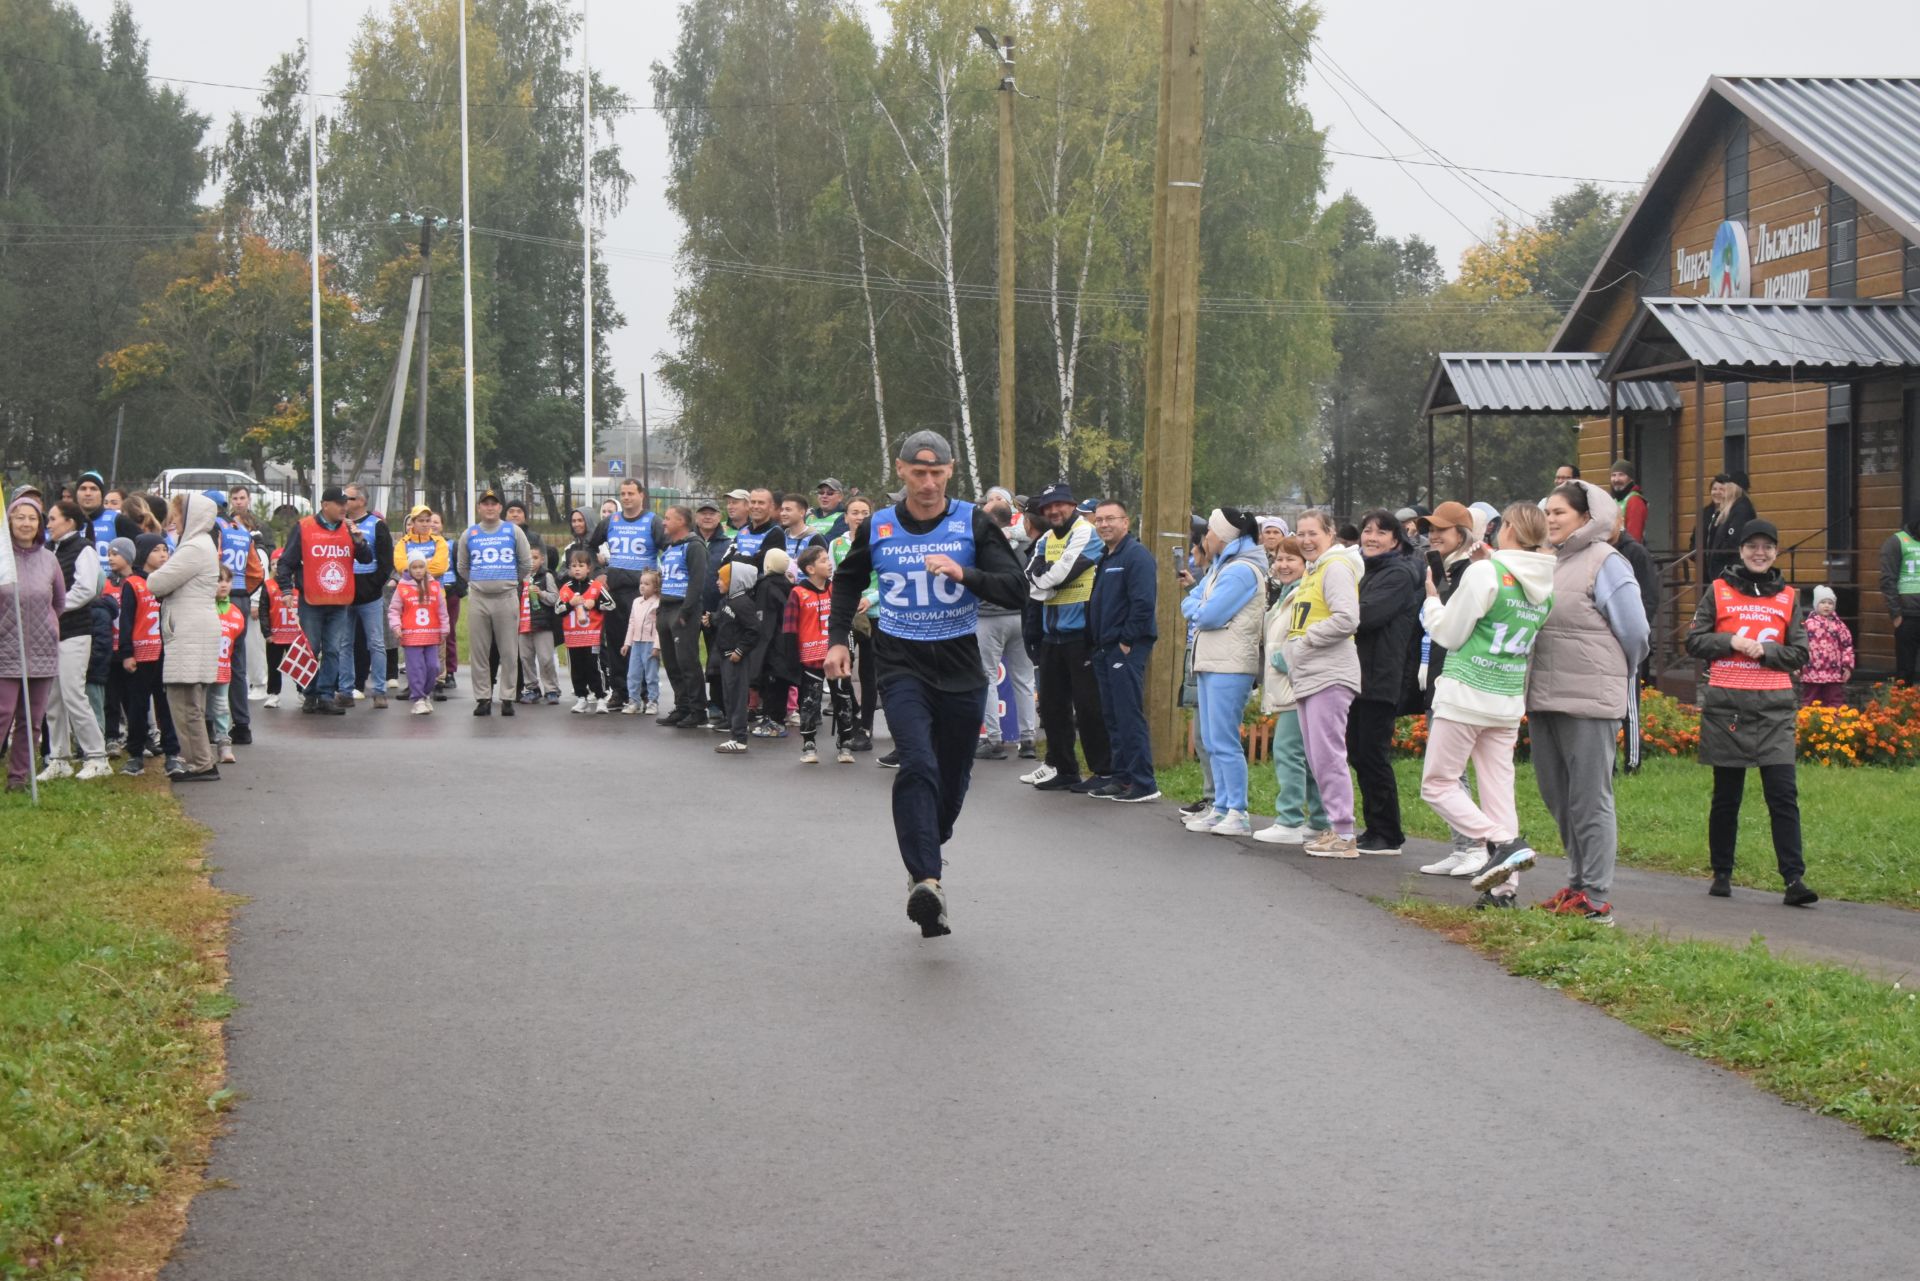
[1856,214,1904,298]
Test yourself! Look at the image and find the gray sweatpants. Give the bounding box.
[1530,711,1621,901]
[520,631,560,696]
[466,587,522,703]
[48,634,107,764]
[976,611,1036,743]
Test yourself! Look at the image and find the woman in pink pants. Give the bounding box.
[1281,510,1364,859]
[1415,502,1557,905]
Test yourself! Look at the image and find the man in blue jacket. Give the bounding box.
[1085,499,1160,802]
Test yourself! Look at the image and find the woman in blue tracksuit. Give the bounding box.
[1181,508,1270,836]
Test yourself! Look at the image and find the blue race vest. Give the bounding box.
[217,519,253,579]
[466,524,519,583]
[731,524,771,558]
[868,501,978,643]
[352,514,381,575]
[660,541,690,598]
[91,511,118,555]
[605,511,657,571]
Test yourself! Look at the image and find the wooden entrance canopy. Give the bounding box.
[1417,353,1681,504]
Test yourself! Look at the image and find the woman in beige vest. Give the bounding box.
[1180,508,1269,837]
[1519,481,1650,925]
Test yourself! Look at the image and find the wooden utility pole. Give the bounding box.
[989,30,1018,492]
[1140,0,1206,763]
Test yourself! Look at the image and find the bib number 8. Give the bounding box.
[414,607,432,628]
[880,568,964,609]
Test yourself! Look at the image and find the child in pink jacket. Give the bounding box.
[1800,584,1853,707]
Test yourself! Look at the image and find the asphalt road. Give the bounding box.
[163,690,1918,1280]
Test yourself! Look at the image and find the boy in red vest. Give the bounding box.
[556,548,614,712]
[387,550,451,714]
[116,534,182,777]
[209,565,248,763]
[785,546,852,764]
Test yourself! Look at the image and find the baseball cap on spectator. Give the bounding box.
[1032,482,1077,511]
[897,430,955,465]
[1738,518,1778,545]
[477,488,501,504]
[724,488,751,501]
[816,478,846,494]
[1419,501,1473,535]
[202,489,228,510]
[322,485,349,505]
[1077,497,1099,514]
[1393,506,1419,525]
[694,496,721,512]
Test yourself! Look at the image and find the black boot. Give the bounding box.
[1708,872,1732,897]
[474,700,492,717]
[1783,879,1819,907]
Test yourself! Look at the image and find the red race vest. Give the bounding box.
[519,585,533,635]
[557,580,604,648]
[215,605,246,683]
[127,575,162,662]
[264,581,304,644]
[299,516,358,606]
[792,581,832,666]
[102,578,124,648]
[394,580,447,647]
[1707,579,1795,691]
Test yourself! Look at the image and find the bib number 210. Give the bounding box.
[880,568,964,609]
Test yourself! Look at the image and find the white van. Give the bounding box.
[151,468,311,516]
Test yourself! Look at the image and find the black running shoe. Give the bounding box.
[1709,873,1732,897]
[1783,879,1819,907]
[877,749,901,769]
[906,880,950,938]
[974,740,1007,761]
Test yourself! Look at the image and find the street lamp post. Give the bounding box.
[977,24,1016,493]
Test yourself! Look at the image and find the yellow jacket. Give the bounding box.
[393,533,450,578]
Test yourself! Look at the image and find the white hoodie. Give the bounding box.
[1418,548,1557,729]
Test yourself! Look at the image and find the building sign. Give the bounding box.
[1706,220,1749,297]
[1675,207,1824,301]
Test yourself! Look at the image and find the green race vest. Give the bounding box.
[1445,558,1552,698]
[1897,530,1920,595]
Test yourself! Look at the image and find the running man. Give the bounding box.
[825,431,1026,937]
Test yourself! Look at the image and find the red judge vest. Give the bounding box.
[299,517,357,606]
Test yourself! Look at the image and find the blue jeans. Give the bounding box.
[349,597,387,694]
[1093,642,1155,791]
[298,602,355,699]
[881,675,986,883]
[626,640,659,704]
[1196,671,1256,813]
[226,593,251,729]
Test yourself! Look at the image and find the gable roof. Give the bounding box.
[1551,77,1920,354]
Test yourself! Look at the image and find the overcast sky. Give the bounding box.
[69,0,1920,426]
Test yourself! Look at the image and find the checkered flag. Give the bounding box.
[278,632,320,689]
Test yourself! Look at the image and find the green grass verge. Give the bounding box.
[1156,754,1920,910]
[1392,902,1920,1157]
[1,777,234,1279]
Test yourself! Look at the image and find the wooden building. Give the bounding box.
[1424,77,1920,679]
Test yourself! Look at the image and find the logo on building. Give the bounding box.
[1706,220,1750,298]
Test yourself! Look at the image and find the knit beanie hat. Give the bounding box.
[1812,584,1836,608]
[109,536,137,566]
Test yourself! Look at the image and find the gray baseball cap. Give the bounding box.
[897,430,954,465]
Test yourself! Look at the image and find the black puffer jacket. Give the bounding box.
[1356,546,1423,711]
[1684,563,1806,768]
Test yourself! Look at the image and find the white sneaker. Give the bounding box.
[412,699,431,715]
[218,745,237,764]
[1184,808,1226,833]
[1019,763,1058,786]
[387,678,402,692]
[352,689,365,701]
[619,701,642,715]
[35,759,73,783]
[76,759,114,781]
[1420,852,1469,875]
[263,694,281,709]
[1254,822,1313,845]
[248,686,268,701]
[1451,848,1491,878]
[571,697,589,714]
[1210,810,1253,836]
[595,697,612,714]
[644,701,659,715]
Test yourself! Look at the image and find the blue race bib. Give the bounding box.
[868,502,977,643]
[467,525,518,583]
[605,512,657,571]
[660,541,690,598]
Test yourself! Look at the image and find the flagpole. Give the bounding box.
[307,0,324,505]
[581,0,595,508]
[458,0,479,529]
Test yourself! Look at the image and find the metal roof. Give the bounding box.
[1716,77,1920,247]
[1600,298,1920,381]
[1422,353,1681,416]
